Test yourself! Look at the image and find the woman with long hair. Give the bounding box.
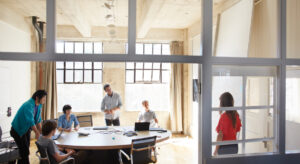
[213,92,242,156]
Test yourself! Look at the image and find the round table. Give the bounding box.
[55,126,171,150]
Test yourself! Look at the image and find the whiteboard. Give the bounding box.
[215,0,254,57]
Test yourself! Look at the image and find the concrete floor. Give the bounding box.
[29,134,197,164]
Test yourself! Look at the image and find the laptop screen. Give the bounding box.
[134,122,150,131]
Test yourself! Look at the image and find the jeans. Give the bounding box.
[10,127,31,164]
[105,118,120,126]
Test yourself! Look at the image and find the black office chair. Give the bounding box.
[77,115,93,127]
[35,141,74,164]
[42,119,58,125]
[0,126,20,163]
[119,136,157,164]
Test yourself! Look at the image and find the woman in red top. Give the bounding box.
[213,92,242,156]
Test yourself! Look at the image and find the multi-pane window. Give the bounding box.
[125,43,171,83]
[56,41,103,84]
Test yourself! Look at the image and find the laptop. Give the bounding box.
[134,122,150,131]
[52,129,63,140]
[93,126,109,130]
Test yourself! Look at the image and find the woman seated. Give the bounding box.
[58,105,79,132]
[137,100,158,127]
[214,92,242,156]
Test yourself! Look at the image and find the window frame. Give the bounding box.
[212,66,277,155]
[56,41,103,84]
[0,0,294,163]
[125,43,171,84]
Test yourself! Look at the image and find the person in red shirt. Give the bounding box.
[213,92,242,156]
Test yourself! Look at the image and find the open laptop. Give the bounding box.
[134,122,150,131]
[52,129,64,140]
[93,126,109,130]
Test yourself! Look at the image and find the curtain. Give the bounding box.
[34,33,58,120]
[36,62,58,120]
[169,41,193,135]
[170,41,184,132]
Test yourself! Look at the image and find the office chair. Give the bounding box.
[119,136,157,164]
[77,115,93,127]
[35,142,74,164]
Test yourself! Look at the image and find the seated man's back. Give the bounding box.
[37,136,65,164]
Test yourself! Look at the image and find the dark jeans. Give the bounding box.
[10,127,31,164]
[105,118,120,126]
[218,144,238,155]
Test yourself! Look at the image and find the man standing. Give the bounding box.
[101,84,122,126]
[10,90,47,164]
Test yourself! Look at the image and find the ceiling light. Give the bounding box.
[104,3,111,9]
[105,15,113,19]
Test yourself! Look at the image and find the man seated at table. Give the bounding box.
[37,120,75,163]
[37,120,88,164]
[137,100,158,127]
[58,105,79,132]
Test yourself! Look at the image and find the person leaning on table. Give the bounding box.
[10,90,47,164]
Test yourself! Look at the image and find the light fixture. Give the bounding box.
[104,2,111,9]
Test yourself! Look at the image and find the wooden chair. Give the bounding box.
[76,115,93,127]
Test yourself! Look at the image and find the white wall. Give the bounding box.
[0,19,32,138]
[0,20,31,52]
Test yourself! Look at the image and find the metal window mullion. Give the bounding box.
[273,69,278,152]
[278,0,287,155]
[242,76,247,154]
[46,0,56,55]
[201,0,213,161]
[128,0,136,56]
[212,106,275,111]
[83,61,85,83]
[73,62,75,83]
[212,137,275,146]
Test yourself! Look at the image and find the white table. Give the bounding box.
[55,126,171,150]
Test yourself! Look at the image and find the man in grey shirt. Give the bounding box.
[37,120,75,164]
[138,100,158,127]
[101,84,122,126]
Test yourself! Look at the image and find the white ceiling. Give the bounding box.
[0,0,230,38]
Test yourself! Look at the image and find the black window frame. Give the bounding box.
[125,43,171,84]
[56,41,103,84]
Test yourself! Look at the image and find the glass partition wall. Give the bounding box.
[0,0,298,164]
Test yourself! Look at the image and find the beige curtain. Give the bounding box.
[169,41,193,135]
[33,32,58,120]
[170,41,184,132]
[36,62,58,120]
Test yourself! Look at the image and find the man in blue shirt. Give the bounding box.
[10,90,47,164]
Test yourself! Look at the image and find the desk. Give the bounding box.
[55,126,171,150]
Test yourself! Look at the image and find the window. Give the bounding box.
[125,43,171,111]
[125,43,171,83]
[56,41,103,112]
[56,41,103,84]
[286,66,300,152]
[212,66,276,155]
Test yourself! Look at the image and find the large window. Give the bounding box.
[56,61,102,84]
[56,41,103,84]
[212,66,276,155]
[286,66,300,152]
[56,41,103,112]
[125,43,171,111]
